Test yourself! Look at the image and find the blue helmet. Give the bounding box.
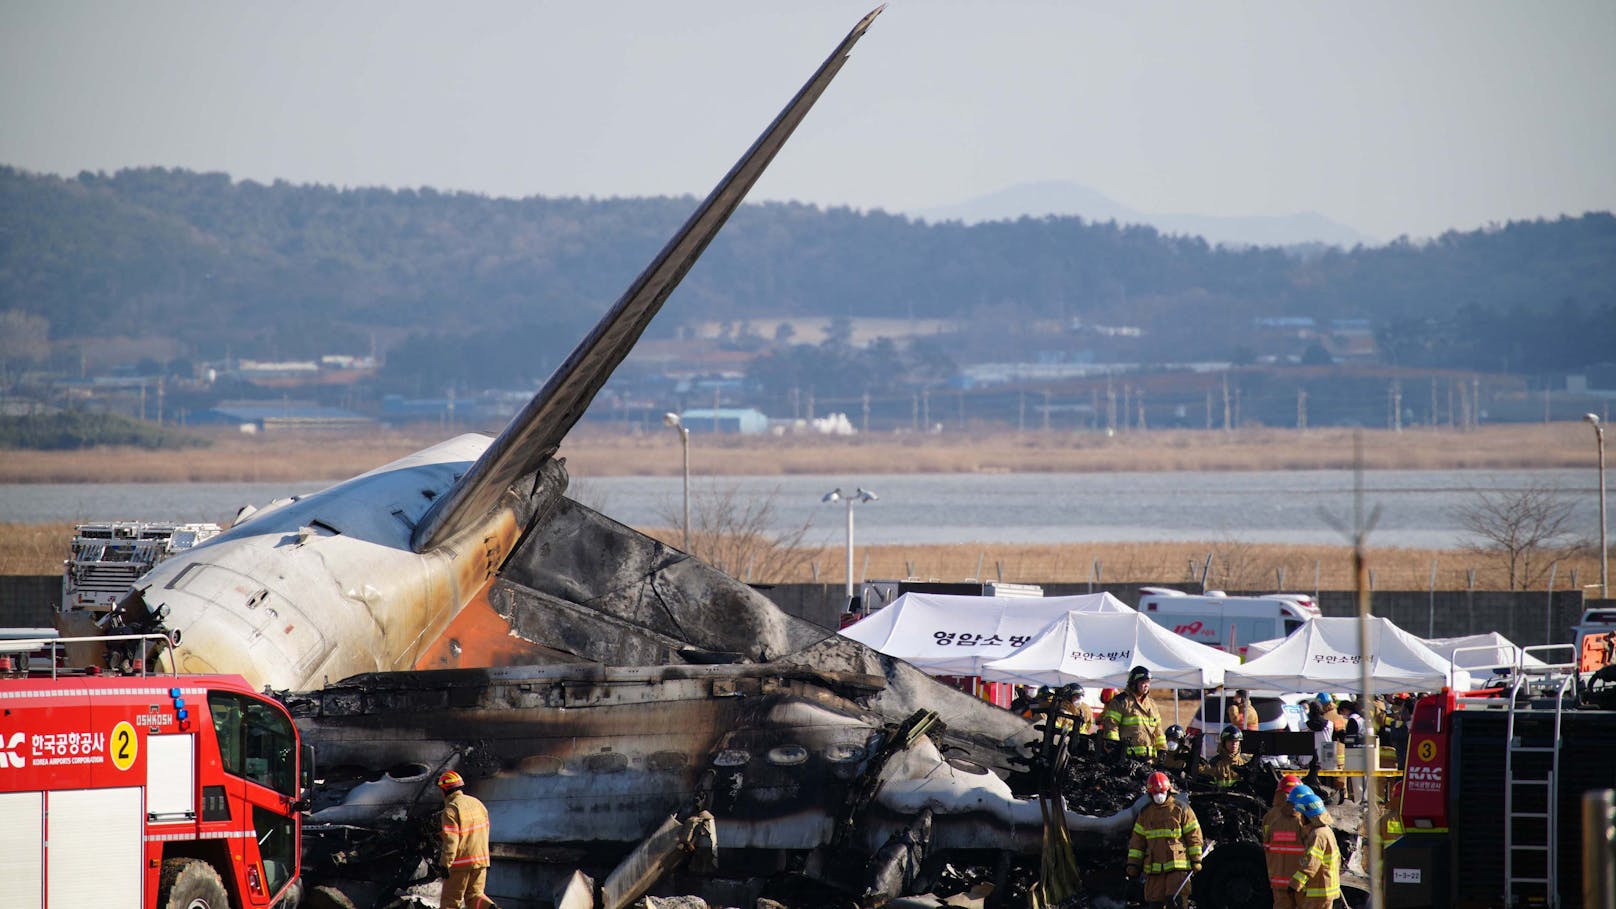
[1288,784,1327,819]
[1315,692,1334,705]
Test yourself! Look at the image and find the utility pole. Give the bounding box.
[1222,374,1232,432]
[1297,388,1308,431]
[861,390,870,435]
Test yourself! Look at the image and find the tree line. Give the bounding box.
[1,166,1612,391]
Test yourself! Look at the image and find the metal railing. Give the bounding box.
[0,633,177,679]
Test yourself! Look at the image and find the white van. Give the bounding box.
[1137,587,1320,657]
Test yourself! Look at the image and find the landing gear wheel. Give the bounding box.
[158,858,230,909]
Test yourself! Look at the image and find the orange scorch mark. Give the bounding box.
[414,578,555,670]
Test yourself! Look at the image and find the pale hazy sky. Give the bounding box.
[3,1,1613,241]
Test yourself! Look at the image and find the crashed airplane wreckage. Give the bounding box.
[93,7,1344,907]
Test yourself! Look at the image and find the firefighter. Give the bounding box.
[1287,783,1342,909]
[1054,682,1095,735]
[1198,724,1252,789]
[1224,688,1259,731]
[435,770,492,909]
[1125,771,1203,909]
[1263,775,1307,909]
[1102,665,1167,759]
[1158,724,1193,771]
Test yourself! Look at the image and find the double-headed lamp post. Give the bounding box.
[1587,413,1608,598]
[664,412,691,552]
[823,487,878,600]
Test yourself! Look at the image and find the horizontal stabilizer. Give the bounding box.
[413,7,883,551]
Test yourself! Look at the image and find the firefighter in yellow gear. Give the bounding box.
[1101,665,1167,758]
[1263,776,1307,909]
[436,770,492,909]
[1224,688,1260,730]
[1198,724,1253,789]
[1052,682,1095,736]
[1286,784,1342,909]
[1157,725,1193,771]
[1126,771,1203,909]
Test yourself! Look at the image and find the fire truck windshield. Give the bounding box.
[208,691,297,796]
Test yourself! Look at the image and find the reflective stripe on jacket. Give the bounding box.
[1199,750,1251,789]
[1290,819,1341,908]
[1126,800,1203,875]
[1262,796,1306,888]
[1101,693,1166,756]
[440,789,492,870]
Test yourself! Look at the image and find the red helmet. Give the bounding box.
[1280,773,1302,793]
[1146,771,1172,795]
[437,770,464,792]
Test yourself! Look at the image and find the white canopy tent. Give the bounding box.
[1424,632,1548,671]
[837,592,1133,677]
[1223,616,1470,693]
[980,611,1243,689]
[1243,636,1286,661]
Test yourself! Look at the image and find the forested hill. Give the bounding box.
[2,166,1613,376]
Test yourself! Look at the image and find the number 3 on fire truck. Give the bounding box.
[1416,739,1436,762]
[110,720,138,771]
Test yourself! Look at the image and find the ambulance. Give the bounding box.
[1136,587,1321,657]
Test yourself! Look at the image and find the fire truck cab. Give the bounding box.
[0,635,304,909]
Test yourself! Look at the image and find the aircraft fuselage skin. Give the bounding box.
[138,434,527,691]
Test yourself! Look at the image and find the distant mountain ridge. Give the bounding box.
[915,180,1372,248]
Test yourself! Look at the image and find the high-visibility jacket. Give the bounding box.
[1053,698,1095,735]
[1225,702,1259,730]
[1101,692,1166,757]
[1198,749,1251,789]
[1290,817,1342,909]
[439,789,492,870]
[1262,793,1306,891]
[1126,799,1203,876]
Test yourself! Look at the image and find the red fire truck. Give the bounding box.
[0,634,306,909]
[1385,644,1616,909]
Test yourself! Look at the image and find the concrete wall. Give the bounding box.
[752,580,1600,646]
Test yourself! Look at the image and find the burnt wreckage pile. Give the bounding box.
[284,497,1297,909]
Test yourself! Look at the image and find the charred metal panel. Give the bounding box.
[498,496,826,663]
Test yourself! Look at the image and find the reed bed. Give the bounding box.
[0,423,1599,483]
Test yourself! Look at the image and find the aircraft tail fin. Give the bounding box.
[413,7,883,552]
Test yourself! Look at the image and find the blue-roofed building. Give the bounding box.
[673,408,769,434]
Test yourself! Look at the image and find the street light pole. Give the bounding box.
[664,413,691,552]
[823,487,878,600]
[1587,414,1608,598]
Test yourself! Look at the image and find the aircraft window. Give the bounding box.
[824,743,864,763]
[647,751,687,773]
[165,562,203,589]
[766,745,808,766]
[583,752,629,773]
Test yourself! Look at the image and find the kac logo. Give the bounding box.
[2,731,25,768]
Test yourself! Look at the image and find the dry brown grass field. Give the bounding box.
[4,423,1602,590]
[0,422,1599,483]
[6,518,1599,592]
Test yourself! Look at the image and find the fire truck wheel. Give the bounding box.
[158,858,230,909]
